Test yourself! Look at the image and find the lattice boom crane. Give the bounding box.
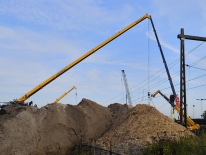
[121,70,132,106]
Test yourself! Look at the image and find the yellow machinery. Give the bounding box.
[152,90,200,130]
[54,86,76,103]
[16,13,150,103]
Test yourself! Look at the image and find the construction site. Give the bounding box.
[1,11,206,155]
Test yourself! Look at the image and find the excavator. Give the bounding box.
[4,13,150,105]
[152,90,200,130]
[54,86,76,103]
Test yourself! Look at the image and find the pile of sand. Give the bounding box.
[0,98,114,155]
[96,104,194,155]
[0,100,194,155]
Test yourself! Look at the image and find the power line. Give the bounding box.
[128,72,206,104]
[130,82,206,104]
[113,74,206,101]
[130,69,206,103]
[103,41,205,105]
[186,64,206,71]
[128,46,200,96]
[138,55,206,94]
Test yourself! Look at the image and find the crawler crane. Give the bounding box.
[54,86,76,103]
[152,90,200,130]
[148,16,197,130]
[121,70,132,106]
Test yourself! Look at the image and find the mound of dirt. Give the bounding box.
[0,100,194,155]
[108,103,128,122]
[96,104,194,155]
[0,98,114,155]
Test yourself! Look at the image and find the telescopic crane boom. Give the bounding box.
[54,86,76,103]
[16,13,150,103]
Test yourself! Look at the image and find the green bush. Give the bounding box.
[142,133,206,155]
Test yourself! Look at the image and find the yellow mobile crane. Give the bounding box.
[54,86,76,103]
[152,90,200,130]
[13,13,150,104]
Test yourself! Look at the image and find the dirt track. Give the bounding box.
[0,99,193,155]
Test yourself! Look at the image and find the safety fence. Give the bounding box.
[80,144,121,155]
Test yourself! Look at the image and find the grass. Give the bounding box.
[142,132,206,155]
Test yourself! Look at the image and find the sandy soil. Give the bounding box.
[0,100,193,155]
[97,104,194,155]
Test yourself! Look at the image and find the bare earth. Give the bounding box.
[0,99,193,155]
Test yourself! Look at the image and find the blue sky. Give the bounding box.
[1,0,206,118]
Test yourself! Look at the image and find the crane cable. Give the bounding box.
[147,19,151,105]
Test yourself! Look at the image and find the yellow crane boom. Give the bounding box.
[152,90,200,130]
[17,13,150,103]
[54,86,76,103]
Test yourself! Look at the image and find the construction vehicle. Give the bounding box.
[152,90,200,130]
[5,13,150,104]
[54,86,76,103]
[149,18,177,106]
[121,70,132,106]
[149,15,192,128]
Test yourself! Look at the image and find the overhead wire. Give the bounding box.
[103,38,205,105]
[190,56,206,66]
[130,52,206,108]
[130,72,206,104]
[117,81,206,107]
[130,37,205,106]
[128,74,206,105]
[186,65,206,71]
[129,42,204,96]
[132,53,206,97]
[132,71,206,101]
[139,81,206,110]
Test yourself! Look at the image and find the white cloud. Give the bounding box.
[0,26,82,60]
[0,0,134,31]
[146,31,179,54]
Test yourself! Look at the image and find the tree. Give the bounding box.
[202,110,206,119]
